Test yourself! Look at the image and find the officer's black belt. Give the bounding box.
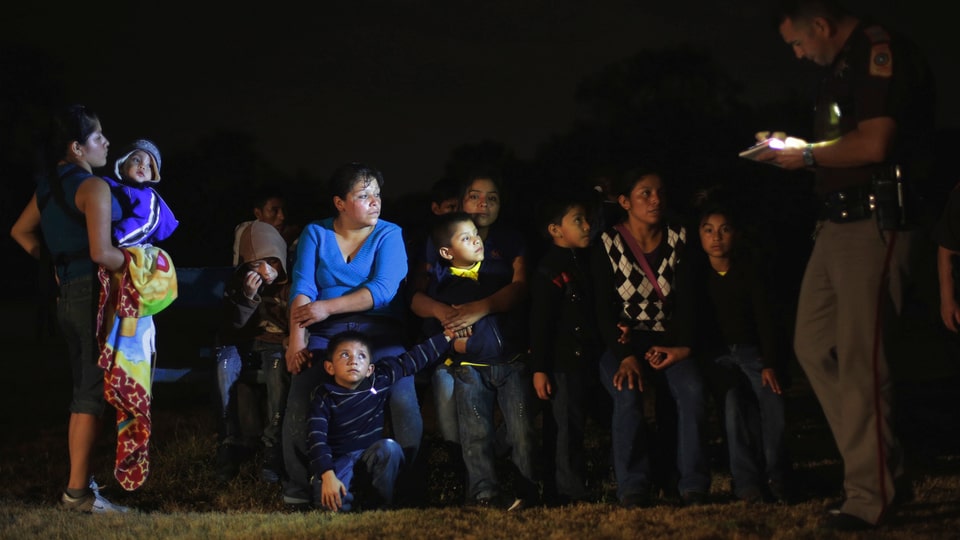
[821,184,875,223]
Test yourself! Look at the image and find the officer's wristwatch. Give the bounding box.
[803,144,817,167]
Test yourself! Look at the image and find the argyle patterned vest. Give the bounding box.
[602,223,686,332]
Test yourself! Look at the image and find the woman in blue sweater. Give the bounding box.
[281,162,413,508]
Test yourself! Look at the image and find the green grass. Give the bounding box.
[2,300,959,539]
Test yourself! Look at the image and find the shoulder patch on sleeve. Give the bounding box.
[869,42,893,78]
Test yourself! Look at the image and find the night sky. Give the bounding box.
[5,1,956,199]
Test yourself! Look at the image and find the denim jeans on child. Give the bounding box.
[282,317,420,505]
[431,363,460,443]
[454,358,538,502]
[598,346,709,500]
[712,344,786,495]
[216,341,289,448]
[319,438,405,512]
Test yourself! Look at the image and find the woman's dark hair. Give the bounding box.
[43,104,100,167]
[430,177,461,206]
[614,166,662,200]
[37,105,102,224]
[458,168,503,199]
[328,162,383,200]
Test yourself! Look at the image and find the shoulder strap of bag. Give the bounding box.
[614,223,666,302]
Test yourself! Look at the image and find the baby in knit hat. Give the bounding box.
[106,139,179,247]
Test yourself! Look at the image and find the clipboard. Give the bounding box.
[738,138,785,165]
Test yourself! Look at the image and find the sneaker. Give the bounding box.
[261,444,283,484]
[283,494,314,512]
[766,479,788,503]
[60,491,96,512]
[61,478,129,513]
[216,443,248,483]
[89,477,130,513]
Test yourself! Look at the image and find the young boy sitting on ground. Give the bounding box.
[306,328,455,512]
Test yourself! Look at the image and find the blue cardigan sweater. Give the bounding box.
[290,218,407,319]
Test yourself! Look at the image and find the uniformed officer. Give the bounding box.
[756,0,935,532]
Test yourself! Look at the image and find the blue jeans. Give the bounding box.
[598,344,709,499]
[712,345,786,495]
[216,340,290,448]
[282,317,420,503]
[319,439,405,512]
[431,362,460,443]
[455,359,538,501]
[58,275,106,416]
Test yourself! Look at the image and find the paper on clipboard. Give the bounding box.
[738,138,785,165]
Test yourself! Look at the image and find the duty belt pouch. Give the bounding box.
[823,186,874,223]
[872,165,909,230]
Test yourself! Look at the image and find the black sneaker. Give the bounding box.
[261,444,283,484]
[766,479,788,503]
[216,443,249,482]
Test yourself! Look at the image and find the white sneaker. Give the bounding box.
[60,477,130,513]
[89,477,130,513]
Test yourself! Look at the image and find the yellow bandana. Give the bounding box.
[449,261,482,281]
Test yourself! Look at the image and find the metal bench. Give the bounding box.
[153,266,234,383]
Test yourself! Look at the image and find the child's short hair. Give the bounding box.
[694,186,740,228]
[431,211,475,252]
[535,193,586,240]
[324,330,372,362]
[251,187,285,212]
[697,201,737,228]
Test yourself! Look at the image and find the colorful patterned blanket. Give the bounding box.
[96,246,177,491]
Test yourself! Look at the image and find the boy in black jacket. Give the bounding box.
[528,194,604,504]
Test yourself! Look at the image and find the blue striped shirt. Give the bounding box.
[307,334,450,476]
